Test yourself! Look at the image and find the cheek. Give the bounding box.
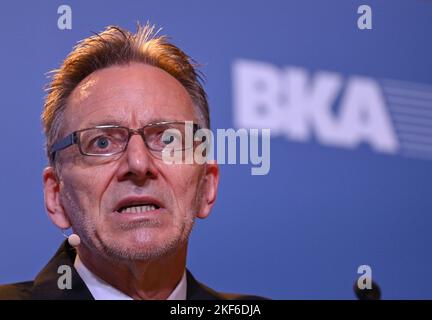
[163,164,205,210]
[60,166,111,213]
[59,181,87,219]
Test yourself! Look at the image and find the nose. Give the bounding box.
[116,133,158,183]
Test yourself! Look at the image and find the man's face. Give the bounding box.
[47,63,217,261]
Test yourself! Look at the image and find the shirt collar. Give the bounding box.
[74,254,187,300]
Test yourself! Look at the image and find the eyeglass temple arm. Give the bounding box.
[50,132,78,155]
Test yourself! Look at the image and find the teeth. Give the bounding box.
[119,204,157,213]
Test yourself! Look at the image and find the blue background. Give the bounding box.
[0,0,431,299]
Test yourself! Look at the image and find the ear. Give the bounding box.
[197,161,219,219]
[43,166,71,229]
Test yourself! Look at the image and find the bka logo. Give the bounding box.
[233,59,432,160]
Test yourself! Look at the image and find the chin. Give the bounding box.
[98,231,186,262]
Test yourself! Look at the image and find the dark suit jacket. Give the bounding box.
[0,241,264,300]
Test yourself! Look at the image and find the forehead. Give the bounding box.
[63,63,197,131]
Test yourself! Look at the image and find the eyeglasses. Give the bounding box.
[50,121,200,161]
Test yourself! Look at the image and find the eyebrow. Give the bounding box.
[83,117,176,128]
[85,119,124,127]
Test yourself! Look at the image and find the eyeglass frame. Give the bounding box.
[49,121,201,162]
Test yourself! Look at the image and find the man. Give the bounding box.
[0,24,263,300]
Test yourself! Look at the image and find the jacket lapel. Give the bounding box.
[186,270,222,300]
[31,241,93,300]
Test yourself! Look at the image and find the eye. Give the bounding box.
[162,134,176,145]
[95,136,110,149]
[145,126,184,151]
[80,127,129,155]
[82,134,115,154]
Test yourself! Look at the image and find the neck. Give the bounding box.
[76,243,187,300]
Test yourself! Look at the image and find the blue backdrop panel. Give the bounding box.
[0,0,431,299]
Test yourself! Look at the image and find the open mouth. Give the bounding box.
[116,203,161,214]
